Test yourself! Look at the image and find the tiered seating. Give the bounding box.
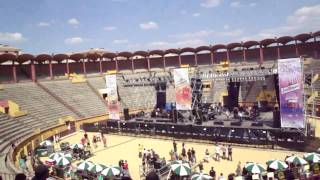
[0,114,32,153]
[87,77,105,90]
[305,60,320,100]
[117,85,156,110]
[212,81,227,103]
[41,80,107,117]
[240,76,275,103]
[0,82,77,129]
[303,58,320,116]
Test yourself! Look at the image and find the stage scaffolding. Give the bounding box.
[303,67,318,136]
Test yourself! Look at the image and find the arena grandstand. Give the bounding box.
[0,30,319,179]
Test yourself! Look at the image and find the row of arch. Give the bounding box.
[0,32,319,64]
[0,32,319,83]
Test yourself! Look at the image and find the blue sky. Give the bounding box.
[0,0,319,54]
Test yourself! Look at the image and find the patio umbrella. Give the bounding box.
[245,162,265,174]
[62,153,72,160]
[191,173,213,180]
[40,140,52,146]
[56,156,71,166]
[71,143,84,149]
[89,164,106,173]
[266,160,288,170]
[171,160,191,176]
[101,166,121,177]
[77,161,94,171]
[304,153,320,163]
[49,152,64,160]
[286,155,308,165]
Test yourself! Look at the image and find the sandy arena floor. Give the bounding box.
[57,132,304,180]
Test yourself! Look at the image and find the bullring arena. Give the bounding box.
[0,31,320,180]
[1,1,320,179]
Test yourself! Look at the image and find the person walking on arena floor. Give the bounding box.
[218,173,225,180]
[173,140,177,152]
[209,167,216,180]
[228,145,232,161]
[236,161,242,176]
[222,145,226,159]
[138,144,143,158]
[191,147,196,163]
[102,135,107,148]
[199,161,204,173]
[215,144,221,161]
[187,149,192,162]
[182,146,186,159]
[204,149,210,162]
[92,135,97,148]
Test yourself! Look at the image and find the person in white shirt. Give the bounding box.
[218,173,226,180]
[215,145,221,161]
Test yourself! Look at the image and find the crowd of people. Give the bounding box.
[214,144,233,161]
[209,102,260,122]
[139,144,167,175]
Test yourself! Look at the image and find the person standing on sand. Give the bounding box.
[187,149,192,162]
[236,161,242,176]
[215,145,220,161]
[92,135,97,148]
[228,145,232,161]
[199,162,204,173]
[138,144,143,158]
[218,173,225,180]
[191,148,196,163]
[173,140,177,152]
[209,167,216,179]
[102,135,107,148]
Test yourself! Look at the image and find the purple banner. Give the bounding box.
[278,58,304,128]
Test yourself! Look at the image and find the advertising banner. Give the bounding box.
[278,58,304,128]
[105,75,120,120]
[173,68,192,110]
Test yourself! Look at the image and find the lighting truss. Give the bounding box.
[196,68,277,82]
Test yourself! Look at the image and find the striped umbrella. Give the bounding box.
[49,152,64,160]
[245,162,265,174]
[101,166,121,177]
[63,153,72,160]
[304,153,320,163]
[56,156,71,166]
[71,143,84,149]
[89,164,106,173]
[40,140,53,146]
[77,161,94,171]
[171,160,191,176]
[266,160,288,170]
[191,173,213,180]
[286,155,308,165]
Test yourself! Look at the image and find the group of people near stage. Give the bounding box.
[214,144,233,161]
[139,144,167,175]
[80,132,107,149]
[151,108,171,119]
[166,140,235,180]
[171,140,198,164]
[210,102,260,121]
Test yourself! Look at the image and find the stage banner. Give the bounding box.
[173,68,192,110]
[105,74,120,120]
[278,58,304,128]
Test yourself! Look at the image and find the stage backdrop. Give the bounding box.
[105,74,120,120]
[278,58,304,128]
[173,68,192,110]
